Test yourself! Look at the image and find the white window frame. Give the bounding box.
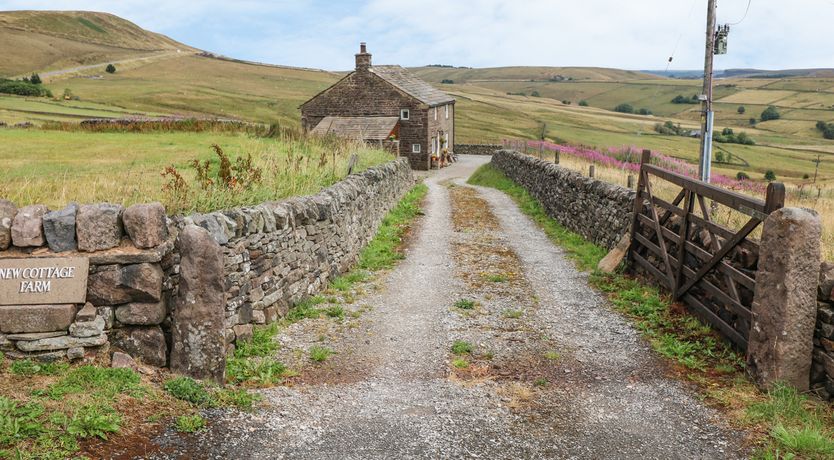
[400,109,410,120]
[445,104,449,119]
[434,107,437,120]
[412,143,421,153]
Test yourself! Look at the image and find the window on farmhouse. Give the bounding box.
[412,143,421,153]
[400,109,410,120]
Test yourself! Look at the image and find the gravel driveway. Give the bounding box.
[142,155,748,460]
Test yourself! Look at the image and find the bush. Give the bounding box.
[671,94,698,104]
[737,105,745,114]
[29,73,42,85]
[578,100,588,106]
[0,79,52,97]
[614,103,634,114]
[736,171,750,180]
[749,118,757,125]
[761,106,781,121]
[815,120,834,140]
[764,170,777,182]
[638,108,652,116]
[530,90,540,97]
[440,79,453,84]
[105,64,116,74]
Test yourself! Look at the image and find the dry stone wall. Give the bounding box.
[455,144,501,156]
[490,150,635,250]
[184,159,413,355]
[0,159,413,369]
[813,263,834,399]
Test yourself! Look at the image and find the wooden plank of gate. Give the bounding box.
[676,217,761,299]
[683,293,749,350]
[626,150,652,269]
[673,190,693,299]
[643,175,677,286]
[643,164,767,213]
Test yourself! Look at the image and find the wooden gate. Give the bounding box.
[627,150,785,350]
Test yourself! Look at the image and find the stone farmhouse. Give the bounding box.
[301,43,455,170]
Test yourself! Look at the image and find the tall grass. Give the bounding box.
[0,130,394,214]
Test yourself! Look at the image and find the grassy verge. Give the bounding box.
[469,163,834,458]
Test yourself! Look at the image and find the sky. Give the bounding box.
[1,0,833,71]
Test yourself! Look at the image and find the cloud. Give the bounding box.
[1,0,832,70]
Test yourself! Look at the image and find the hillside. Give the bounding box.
[0,10,196,77]
[411,66,659,84]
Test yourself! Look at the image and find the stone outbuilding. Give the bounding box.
[301,43,456,170]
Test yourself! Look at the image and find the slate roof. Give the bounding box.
[310,116,399,140]
[370,65,455,106]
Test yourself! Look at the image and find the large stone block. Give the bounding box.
[0,304,76,333]
[43,203,78,253]
[69,316,105,338]
[16,333,106,352]
[76,203,124,252]
[0,199,16,250]
[87,263,163,305]
[115,301,166,325]
[748,207,821,391]
[110,326,167,367]
[170,225,226,383]
[123,202,168,249]
[11,204,47,247]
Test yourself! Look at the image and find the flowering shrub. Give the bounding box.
[514,140,765,194]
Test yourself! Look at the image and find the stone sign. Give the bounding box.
[0,257,89,305]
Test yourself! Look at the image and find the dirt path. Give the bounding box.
[145,155,747,459]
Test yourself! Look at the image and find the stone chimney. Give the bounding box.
[355,42,372,71]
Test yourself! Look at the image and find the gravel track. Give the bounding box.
[141,155,748,460]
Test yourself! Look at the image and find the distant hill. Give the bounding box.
[644,68,834,79]
[410,66,661,84]
[0,10,197,77]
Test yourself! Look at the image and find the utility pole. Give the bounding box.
[698,0,718,182]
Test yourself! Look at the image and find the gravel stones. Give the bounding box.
[110,326,167,367]
[43,203,78,252]
[76,203,124,252]
[87,263,163,305]
[0,304,76,333]
[170,225,226,383]
[0,199,16,250]
[11,204,48,247]
[123,202,168,249]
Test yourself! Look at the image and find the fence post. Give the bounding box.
[524,140,529,155]
[554,149,560,164]
[589,165,595,178]
[539,142,544,160]
[747,207,821,391]
[625,150,651,270]
[627,175,634,189]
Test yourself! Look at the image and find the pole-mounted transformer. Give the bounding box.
[714,24,730,55]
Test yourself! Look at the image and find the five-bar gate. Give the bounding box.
[627,150,785,350]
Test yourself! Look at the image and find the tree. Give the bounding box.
[715,151,725,162]
[530,90,540,97]
[578,100,588,106]
[737,105,745,114]
[749,118,757,126]
[722,127,734,136]
[29,73,42,85]
[761,106,781,121]
[106,64,116,74]
[736,171,750,180]
[440,79,454,84]
[638,108,652,115]
[614,103,634,114]
[764,170,777,182]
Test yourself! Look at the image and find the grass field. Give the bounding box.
[0,129,394,213]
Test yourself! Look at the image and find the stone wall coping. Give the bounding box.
[0,237,174,264]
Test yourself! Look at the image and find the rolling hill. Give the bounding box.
[1,10,833,184]
[0,10,197,77]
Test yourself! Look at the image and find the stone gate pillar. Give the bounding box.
[170,225,227,384]
[748,207,821,391]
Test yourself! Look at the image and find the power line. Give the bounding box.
[727,0,753,26]
[664,0,699,72]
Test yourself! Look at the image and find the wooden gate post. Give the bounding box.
[589,165,595,178]
[625,150,652,269]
